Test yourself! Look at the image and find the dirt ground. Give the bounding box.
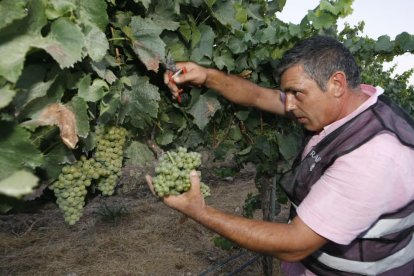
[0,165,287,276]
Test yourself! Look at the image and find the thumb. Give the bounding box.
[172,74,185,85]
[172,66,194,85]
[145,174,156,196]
[189,170,201,191]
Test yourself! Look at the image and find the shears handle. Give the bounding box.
[167,67,188,104]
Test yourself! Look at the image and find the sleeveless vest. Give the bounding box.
[281,95,414,275]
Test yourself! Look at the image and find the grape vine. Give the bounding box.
[0,0,413,225]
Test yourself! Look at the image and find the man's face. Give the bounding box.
[280,65,339,132]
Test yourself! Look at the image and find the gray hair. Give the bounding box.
[277,35,361,90]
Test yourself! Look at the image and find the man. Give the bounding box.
[146,35,414,275]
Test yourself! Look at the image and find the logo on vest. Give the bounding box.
[309,150,321,172]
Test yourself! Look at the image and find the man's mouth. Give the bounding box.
[296,116,308,124]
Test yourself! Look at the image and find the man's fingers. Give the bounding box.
[163,72,170,85]
[164,71,182,99]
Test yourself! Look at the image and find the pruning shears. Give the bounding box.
[163,54,190,105]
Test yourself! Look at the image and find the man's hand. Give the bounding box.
[146,170,206,217]
[146,170,327,261]
[164,62,208,100]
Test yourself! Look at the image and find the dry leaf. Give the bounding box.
[147,56,160,72]
[206,102,216,115]
[32,103,78,149]
[238,70,252,79]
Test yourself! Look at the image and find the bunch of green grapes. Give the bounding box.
[152,147,210,197]
[51,126,127,225]
[50,157,92,225]
[94,125,127,196]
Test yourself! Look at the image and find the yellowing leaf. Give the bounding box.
[28,103,79,149]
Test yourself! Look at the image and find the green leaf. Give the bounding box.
[253,136,272,158]
[190,24,215,63]
[228,37,248,54]
[0,0,28,30]
[214,140,237,160]
[0,0,47,82]
[43,142,75,179]
[272,47,287,60]
[90,58,118,84]
[163,30,190,60]
[375,35,393,52]
[83,24,109,62]
[125,141,155,166]
[179,21,192,43]
[235,4,248,24]
[0,170,39,198]
[0,2,85,81]
[319,0,340,15]
[288,23,301,37]
[45,0,76,20]
[67,96,89,138]
[190,21,202,49]
[180,128,204,149]
[267,0,286,14]
[35,18,85,69]
[77,75,107,102]
[16,73,65,120]
[251,46,271,62]
[154,0,181,16]
[151,14,180,31]
[122,75,160,129]
[321,0,353,18]
[188,90,221,130]
[0,121,43,180]
[77,74,92,100]
[128,16,165,72]
[246,3,264,21]
[237,146,252,155]
[98,81,122,124]
[213,236,236,250]
[156,131,175,146]
[258,25,277,44]
[212,0,241,30]
[276,132,299,162]
[0,84,16,109]
[213,50,235,71]
[79,0,109,31]
[14,65,56,111]
[395,32,414,52]
[165,111,186,129]
[235,110,250,121]
[307,11,336,30]
[228,125,242,141]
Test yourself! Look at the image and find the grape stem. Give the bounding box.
[166,151,177,166]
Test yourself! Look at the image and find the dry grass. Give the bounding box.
[0,169,282,276]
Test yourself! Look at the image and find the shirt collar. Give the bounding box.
[320,85,384,137]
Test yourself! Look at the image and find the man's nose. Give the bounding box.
[285,93,297,112]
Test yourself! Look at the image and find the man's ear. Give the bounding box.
[328,71,347,98]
